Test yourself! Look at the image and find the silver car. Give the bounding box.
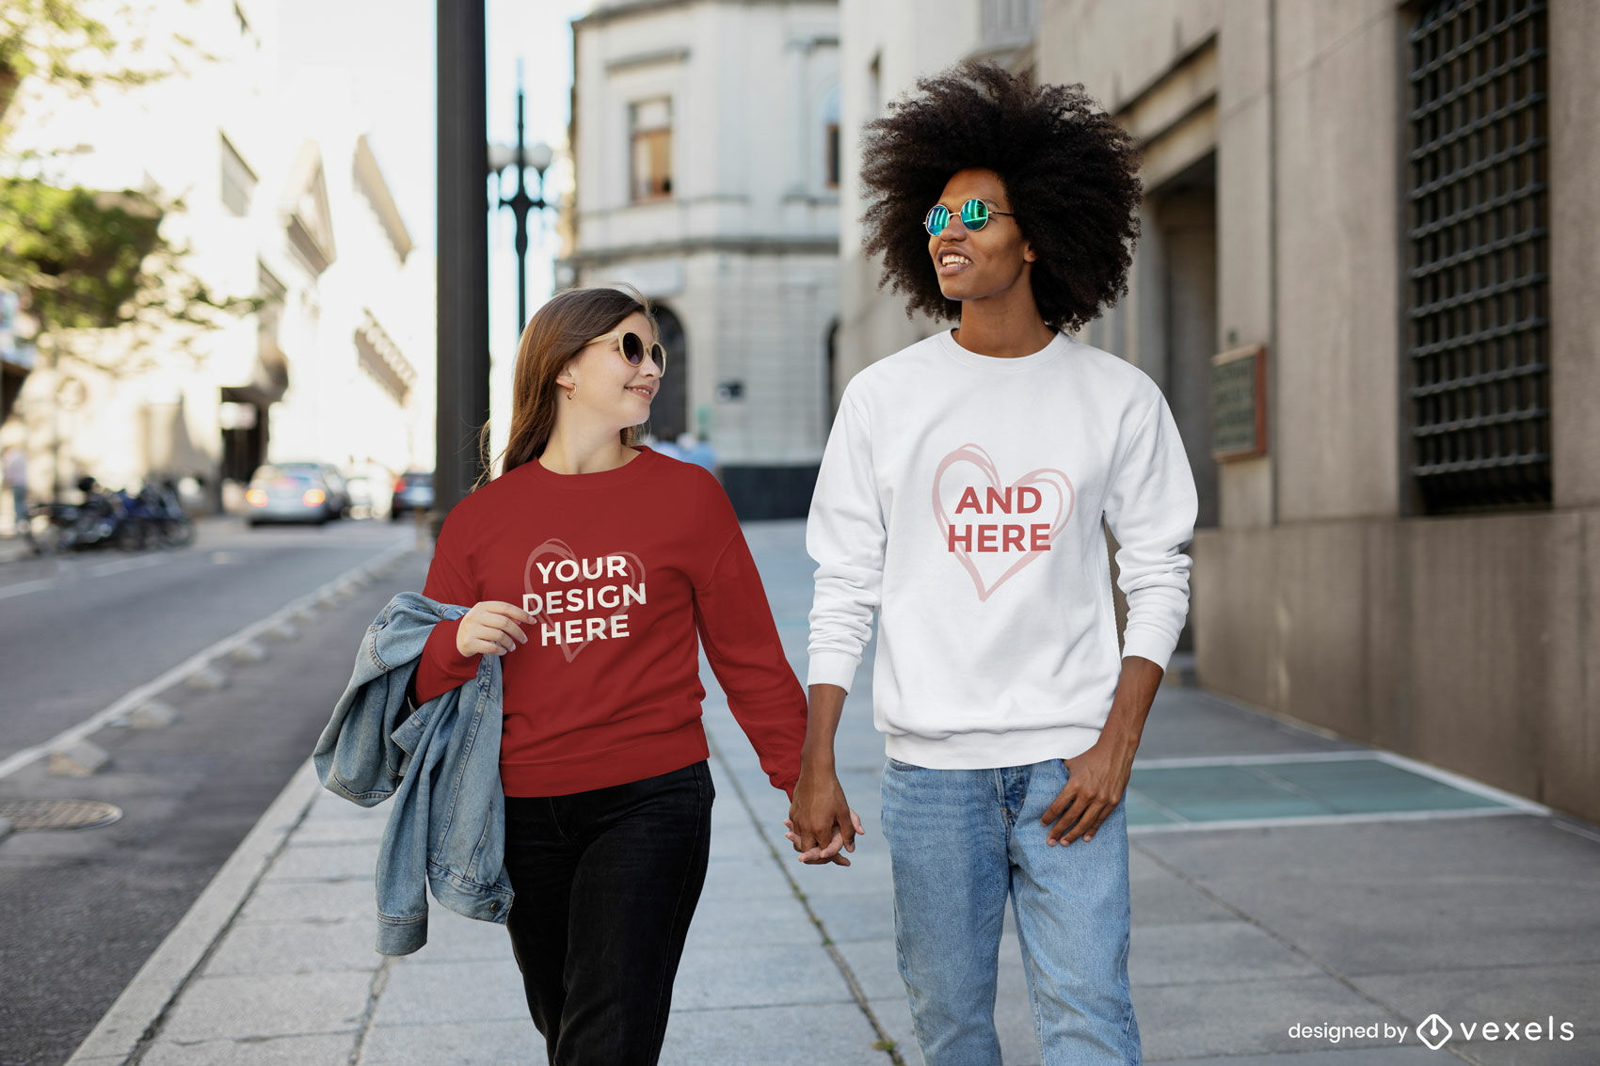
[245,464,341,526]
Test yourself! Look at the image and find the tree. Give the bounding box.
[0,0,259,382]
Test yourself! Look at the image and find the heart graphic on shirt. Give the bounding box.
[522,538,647,663]
[932,444,1074,602]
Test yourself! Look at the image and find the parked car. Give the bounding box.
[244,464,341,526]
[389,470,433,521]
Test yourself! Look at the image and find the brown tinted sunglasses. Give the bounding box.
[589,330,667,374]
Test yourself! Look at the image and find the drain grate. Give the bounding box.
[0,799,124,832]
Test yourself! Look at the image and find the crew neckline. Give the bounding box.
[935,328,1070,372]
[519,444,658,491]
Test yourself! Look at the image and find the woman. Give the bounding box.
[410,286,807,1065]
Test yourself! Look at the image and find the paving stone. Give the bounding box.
[203,917,380,977]
[142,1032,357,1065]
[1356,961,1600,1062]
[660,1003,888,1065]
[359,1019,541,1065]
[681,892,821,951]
[264,841,379,882]
[404,906,514,964]
[370,958,529,1028]
[238,878,375,924]
[807,891,897,944]
[671,943,856,1011]
[1132,976,1403,1061]
[1130,921,1325,987]
[161,971,371,1042]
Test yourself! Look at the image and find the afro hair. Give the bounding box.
[859,62,1143,334]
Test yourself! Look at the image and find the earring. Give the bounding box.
[566,383,576,400]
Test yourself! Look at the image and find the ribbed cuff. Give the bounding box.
[1120,626,1177,674]
[806,650,861,692]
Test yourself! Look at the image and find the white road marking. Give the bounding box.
[0,540,415,782]
[0,578,55,602]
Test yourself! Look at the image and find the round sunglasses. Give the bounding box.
[589,329,667,374]
[924,198,1017,236]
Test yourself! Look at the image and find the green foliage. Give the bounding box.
[0,0,183,104]
[0,178,160,330]
[0,0,255,374]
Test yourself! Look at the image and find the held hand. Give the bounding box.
[786,769,864,866]
[783,811,865,866]
[1040,739,1136,847]
[456,601,534,658]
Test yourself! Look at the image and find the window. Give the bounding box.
[1405,0,1550,512]
[221,134,257,218]
[822,85,841,189]
[630,98,672,201]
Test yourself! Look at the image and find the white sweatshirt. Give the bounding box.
[806,329,1199,769]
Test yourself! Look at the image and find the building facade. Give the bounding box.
[0,0,433,521]
[562,0,840,518]
[835,0,1596,821]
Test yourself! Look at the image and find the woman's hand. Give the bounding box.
[456,601,533,658]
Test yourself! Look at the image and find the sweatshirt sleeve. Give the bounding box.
[413,510,480,705]
[692,490,808,797]
[1103,389,1199,672]
[804,387,884,692]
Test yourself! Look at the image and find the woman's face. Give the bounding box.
[556,310,661,432]
[927,167,1035,305]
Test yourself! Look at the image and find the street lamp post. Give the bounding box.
[490,60,554,341]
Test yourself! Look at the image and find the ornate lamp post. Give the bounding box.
[489,60,554,340]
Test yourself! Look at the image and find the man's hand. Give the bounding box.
[1039,738,1137,846]
[786,768,864,865]
[1041,655,1162,846]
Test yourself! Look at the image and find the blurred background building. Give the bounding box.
[0,0,434,521]
[560,0,840,518]
[827,0,1596,822]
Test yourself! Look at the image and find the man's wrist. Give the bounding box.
[799,749,837,775]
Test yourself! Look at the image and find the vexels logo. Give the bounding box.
[1417,1014,1452,1051]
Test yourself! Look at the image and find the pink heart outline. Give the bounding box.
[522,539,647,663]
[932,444,1075,602]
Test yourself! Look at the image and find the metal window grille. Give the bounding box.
[1405,0,1550,512]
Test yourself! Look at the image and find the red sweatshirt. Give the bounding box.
[414,445,806,798]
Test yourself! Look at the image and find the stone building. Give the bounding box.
[562,0,840,518]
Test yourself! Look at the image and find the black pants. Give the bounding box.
[503,760,714,1066]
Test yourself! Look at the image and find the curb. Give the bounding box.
[64,756,324,1065]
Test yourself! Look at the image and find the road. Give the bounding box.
[0,516,425,1066]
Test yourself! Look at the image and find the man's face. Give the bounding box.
[927,168,1035,305]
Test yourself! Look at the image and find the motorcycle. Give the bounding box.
[27,476,192,554]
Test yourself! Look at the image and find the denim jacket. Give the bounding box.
[313,590,513,955]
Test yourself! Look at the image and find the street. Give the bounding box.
[0,517,417,1066]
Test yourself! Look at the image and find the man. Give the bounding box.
[788,62,1198,1064]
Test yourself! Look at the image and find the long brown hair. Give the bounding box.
[474,286,656,490]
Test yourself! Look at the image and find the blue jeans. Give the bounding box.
[881,757,1140,1065]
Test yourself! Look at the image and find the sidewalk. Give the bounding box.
[65,520,1600,1066]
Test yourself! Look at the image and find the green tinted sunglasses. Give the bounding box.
[924,198,1016,236]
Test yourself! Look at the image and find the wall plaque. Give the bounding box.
[1210,343,1267,461]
